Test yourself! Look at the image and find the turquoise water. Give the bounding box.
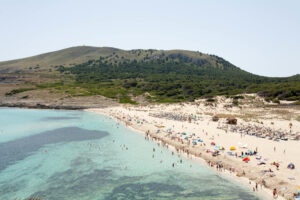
[0,108,262,200]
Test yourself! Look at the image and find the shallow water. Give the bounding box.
[0,108,262,200]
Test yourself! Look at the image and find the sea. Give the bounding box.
[0,108,262,200]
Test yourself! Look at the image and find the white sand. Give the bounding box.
[86,100,299,200]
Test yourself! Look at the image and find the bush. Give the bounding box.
[233,95,244,99]
[206,98,215,102]
[272,99,280,104]
[232,99,239,106]
[119,95,138,104]
[265,97,272,102]
[5,88,35,96]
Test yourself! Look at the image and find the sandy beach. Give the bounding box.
[87,96,300,200]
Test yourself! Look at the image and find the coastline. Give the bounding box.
[0,94,118,110]
[86,107,287,200]
[2,102,299,200]
[0,103,86,110]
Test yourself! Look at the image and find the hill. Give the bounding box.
[0,46,238,72]
[0,46,121,73]
[0,46,299,103]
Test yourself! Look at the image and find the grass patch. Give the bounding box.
[119,95,138,104]
[232,99,239,106]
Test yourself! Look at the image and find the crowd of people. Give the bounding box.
[100,107,299,200]
[149,112,197,122]
[217,123,297,141]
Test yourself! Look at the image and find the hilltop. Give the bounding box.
[0,46,120,73]
[0,46,241,73]
[0,46,299,105]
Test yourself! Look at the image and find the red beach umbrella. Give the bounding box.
[243,157,250,162]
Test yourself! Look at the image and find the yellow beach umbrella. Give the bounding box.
[230,146,237,151]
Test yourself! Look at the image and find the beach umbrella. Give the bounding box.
[230,146,236,151]
[198,139,203,142]
[184,136,188,139]
[258,161,266,165]
[243,157,250,162]
[280,187,287,192]
[211,142,215,146]
[287,163,295,169]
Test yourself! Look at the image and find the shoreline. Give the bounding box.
[86,108,285,200]
[2,104,298,199]
[0,103,86,110]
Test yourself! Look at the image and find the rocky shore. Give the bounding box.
[0,93,119,110]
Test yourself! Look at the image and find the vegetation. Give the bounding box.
[272,99,280,104]
[294,100,300,105]
[232,99,239,106]
[56,52,300,102]
[1,46,299,103]
[5,88,35,96]
[206,98,215,102]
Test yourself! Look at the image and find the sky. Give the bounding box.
[0,0,299,77]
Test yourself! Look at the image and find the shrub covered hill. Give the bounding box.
[1,46,299,103]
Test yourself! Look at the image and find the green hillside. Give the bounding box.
[1,46,299,103]
[0,46,119,73]
[0,46,243,72]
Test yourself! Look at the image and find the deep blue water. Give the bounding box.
[0,108,262,200]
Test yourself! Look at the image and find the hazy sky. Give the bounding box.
[0,0,299,77]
